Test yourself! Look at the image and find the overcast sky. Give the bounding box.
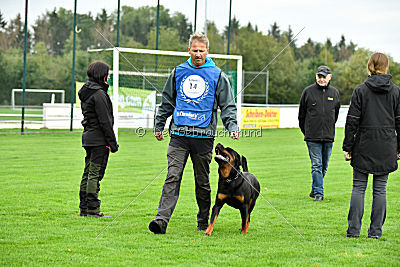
[2,0,400,62]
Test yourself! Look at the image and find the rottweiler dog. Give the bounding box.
[204,143,260,236]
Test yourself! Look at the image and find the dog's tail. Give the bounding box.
[241,156,249,172]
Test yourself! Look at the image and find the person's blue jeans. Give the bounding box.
[306,141,333,196]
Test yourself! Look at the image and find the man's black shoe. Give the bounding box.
[368,235,379,239]
[149,219,167,234]
[309,192,315,198]
[313,195,324,201]
[197,224,208,231]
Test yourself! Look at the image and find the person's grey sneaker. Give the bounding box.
[149,219,167,234]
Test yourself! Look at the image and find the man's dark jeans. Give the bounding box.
[347,169,388,238]
[306,141,333,196]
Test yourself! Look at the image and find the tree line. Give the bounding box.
[0,5,399,106]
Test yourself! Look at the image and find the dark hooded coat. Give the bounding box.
[78,80,118,152]
[343,74,400,174]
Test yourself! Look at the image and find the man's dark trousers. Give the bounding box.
[156,135,213,226]
[79,146,110,213]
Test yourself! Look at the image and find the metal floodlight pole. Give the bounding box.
[194,0,197,32]
[204,0,207,36]
[155,0,160,72]
[116,0,120,47]
[21,0,28,134]
[226,0,232,73]
[70,0,77,132]
[227,0,232,55]
[266,70,269,105]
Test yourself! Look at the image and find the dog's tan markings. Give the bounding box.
[246,198,253,229]
[241,214,249,234]
[204,215,218,236]
[219,149,234,178]
[234,195,244,203]
[218,193,228,201]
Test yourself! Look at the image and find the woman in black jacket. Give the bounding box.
[343,53,400,238]
[78,61,118,218]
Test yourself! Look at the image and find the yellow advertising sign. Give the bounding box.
[240,107,280,129]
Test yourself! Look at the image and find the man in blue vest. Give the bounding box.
[149,33,239,234]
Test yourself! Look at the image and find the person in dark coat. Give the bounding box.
[78,61,118,218]
[298,65,341,201]
[343,52,400,238]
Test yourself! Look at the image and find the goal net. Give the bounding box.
[87,47,243,137]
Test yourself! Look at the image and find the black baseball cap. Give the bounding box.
[316,65,331,77]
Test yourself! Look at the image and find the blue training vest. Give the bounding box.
[174,58,221,128]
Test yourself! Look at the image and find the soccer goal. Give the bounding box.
[87,47,243,137]
[11,89,65,109]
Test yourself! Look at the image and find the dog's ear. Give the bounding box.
[241,156,248,172]
[234,152,242,168]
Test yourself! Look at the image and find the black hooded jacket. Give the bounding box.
[343,74,400,174]
[78,80,118,152]
[298,82,341,142]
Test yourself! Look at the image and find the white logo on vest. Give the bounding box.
[180,75,209,104]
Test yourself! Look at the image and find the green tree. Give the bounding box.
[48,8,73,55]
[62,32,82,54]
[334,48,371,104]
[233,28,297,104]
[0,10,7,29]
[268,22,281,40]
[5,14,31,51]
[223,16,240,45]
[206,22,224,54]
[147,26,186,51]
[319,44,335,67]
[171,12,192,43]
[96,9,109,30]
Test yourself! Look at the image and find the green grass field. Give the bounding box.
[0,129,399,265]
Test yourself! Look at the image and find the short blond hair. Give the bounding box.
[367,52,389,75]
[189,33,209,48]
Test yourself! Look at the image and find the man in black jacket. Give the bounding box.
[298,65,340,201]
[78,61,118,217]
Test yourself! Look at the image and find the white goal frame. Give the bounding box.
[88,47,243,137]
[11,89,65,109]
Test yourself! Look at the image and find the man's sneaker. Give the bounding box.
[197,224,208,231]
[79,210,87,216]
[368,235,380,239]
[149,219,167,234]
[313,195,324,201]
[309,192,315,198]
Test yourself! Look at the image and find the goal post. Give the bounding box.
[11,89,65,109]
[87,47,243,137]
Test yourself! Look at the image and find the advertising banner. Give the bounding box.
[241,107,280,129]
